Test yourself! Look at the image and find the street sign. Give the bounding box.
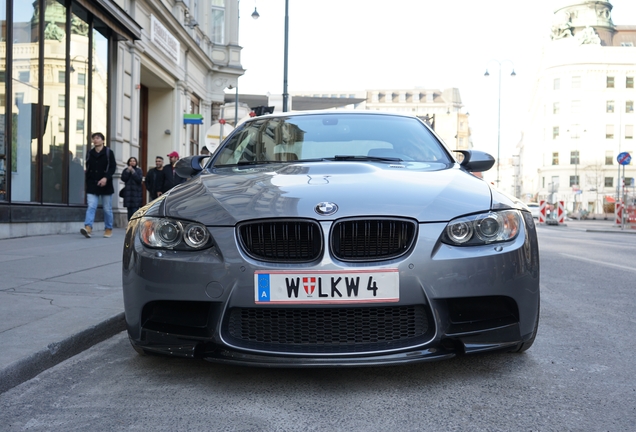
[617,152,631,165]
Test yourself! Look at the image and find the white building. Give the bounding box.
[519,0,635,215]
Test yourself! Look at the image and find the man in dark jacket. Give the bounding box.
[144,156,165,201]
[81,132,116,238]
[162,151,186,193]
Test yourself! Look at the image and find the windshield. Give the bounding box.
[212,114,452,167]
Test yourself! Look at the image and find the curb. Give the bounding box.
[0,313,126,395]
[584,229,636,234]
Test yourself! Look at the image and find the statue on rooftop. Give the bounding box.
[577,26,601,45]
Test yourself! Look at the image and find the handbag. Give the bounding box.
[119,186,127,198]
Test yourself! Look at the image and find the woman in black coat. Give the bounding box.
[120,157,144,220]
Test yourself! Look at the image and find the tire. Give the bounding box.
[509,295,540,353]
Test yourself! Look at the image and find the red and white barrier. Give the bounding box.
[615,201,623,225]
[539,200,547,224]
[557,201,565,224]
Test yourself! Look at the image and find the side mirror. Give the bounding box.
[174,155,209,179]
[454,150,495,172]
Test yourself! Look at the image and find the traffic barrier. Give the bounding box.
[557,201,565,224]
[615,201,623,226]
[539,200,546,224]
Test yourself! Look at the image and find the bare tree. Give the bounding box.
[584,162,606,217]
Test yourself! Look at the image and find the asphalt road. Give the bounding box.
[1,226,635,431]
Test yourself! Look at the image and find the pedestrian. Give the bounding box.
[120,156,143,220]
[162,151,186,193]
[144,156,165,201]
[81,132,116,238]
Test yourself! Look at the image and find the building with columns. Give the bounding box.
[518,0,635,215]
[0,0,243,238]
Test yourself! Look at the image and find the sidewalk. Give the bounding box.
[0,229,126,394]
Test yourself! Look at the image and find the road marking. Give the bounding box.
[560,253,636,273]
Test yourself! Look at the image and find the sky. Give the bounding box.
[234,0,636,167]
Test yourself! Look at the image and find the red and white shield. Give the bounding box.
[303,277,316,295]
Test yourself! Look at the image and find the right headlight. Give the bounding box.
[441,210,522,246]
[138,217,212,250]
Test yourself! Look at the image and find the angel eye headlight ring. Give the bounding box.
[155,220,183,247]
[184,223,210,248]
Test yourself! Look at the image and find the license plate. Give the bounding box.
[254,269,399,304]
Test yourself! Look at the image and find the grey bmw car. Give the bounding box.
[122,111,540,366]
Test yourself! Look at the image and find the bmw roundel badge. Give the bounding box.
[315,202,338,216]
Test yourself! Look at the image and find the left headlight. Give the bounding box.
[441,210,522,246]
[138,217,212,250]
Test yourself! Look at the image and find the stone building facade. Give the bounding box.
[519,0,635,214]
[0,0,242,238]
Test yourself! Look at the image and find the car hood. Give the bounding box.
[161,162,493,225]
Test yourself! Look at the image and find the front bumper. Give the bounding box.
[122,214,540,366]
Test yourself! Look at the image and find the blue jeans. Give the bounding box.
[84,193,113,229]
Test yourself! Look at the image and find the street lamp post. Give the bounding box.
[232,4,261,125]
[282,0,289,112]
[250,1,290,112]
[484,60,516,188]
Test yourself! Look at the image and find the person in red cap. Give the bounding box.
[162,151,186,193]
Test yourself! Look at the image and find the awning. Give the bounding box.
[76,0,142,41]
[604,196,616,203]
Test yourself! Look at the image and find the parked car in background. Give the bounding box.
[122,111,540,367]
[526,202,541,219]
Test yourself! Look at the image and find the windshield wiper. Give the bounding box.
[330,155,403,162]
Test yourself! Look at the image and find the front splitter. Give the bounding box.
[203,347,456,368]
